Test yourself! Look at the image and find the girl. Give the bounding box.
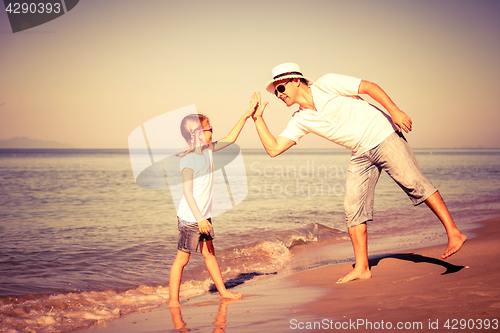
[168,101,256,307]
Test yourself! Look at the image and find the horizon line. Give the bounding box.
[1,147,499,150]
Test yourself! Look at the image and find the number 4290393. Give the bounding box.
[5,2,62,14]
[444,318,498,330]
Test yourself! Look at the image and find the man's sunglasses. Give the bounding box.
[274,79,294,96]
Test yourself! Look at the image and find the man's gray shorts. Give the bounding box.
[344,131,437,228]
[177,217,214,253]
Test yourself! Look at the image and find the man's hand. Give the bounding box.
[358,80,413,133]
[243,94,259,119]
[198,219,212,234]
[390,109,412,133]
[251,92,269,120]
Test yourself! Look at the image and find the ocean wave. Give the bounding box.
[0,223,344,333]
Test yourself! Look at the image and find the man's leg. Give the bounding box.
[339,156,380,283]
[337,222,372,283]
[425,191,467,259]
[375,132,467,259]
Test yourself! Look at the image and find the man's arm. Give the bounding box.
[358,80,413,133]
[254,117,296,157]
[252,92,296,157]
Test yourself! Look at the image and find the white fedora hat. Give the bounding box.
[265,63,313,94]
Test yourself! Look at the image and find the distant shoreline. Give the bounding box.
[1,147,499,154]
[0,137,73,149]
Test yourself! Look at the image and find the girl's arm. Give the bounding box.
[181,167,212,234]
[212,97,258,151]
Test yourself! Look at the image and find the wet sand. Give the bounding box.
[78,218,500,332]
[290,218,500,331]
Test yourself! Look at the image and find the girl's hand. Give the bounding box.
[251,92,269,120]
[198,219,212,234]
[242,93,259,119]
[243,107,255,119]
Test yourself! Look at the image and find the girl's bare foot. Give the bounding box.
[168,301,182,308]
[219,290,242,300]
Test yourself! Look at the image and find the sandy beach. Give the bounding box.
[78,218,500,332]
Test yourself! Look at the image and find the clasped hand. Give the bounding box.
[198,219,212,234]
[248,92,268,120]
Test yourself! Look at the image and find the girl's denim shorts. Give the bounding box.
[177,217,214,253]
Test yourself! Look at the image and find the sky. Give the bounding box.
[0,0,499,149]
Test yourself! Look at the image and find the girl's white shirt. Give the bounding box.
[177,148,214,225]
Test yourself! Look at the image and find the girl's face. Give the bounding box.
[190,119,212,147]
[200,119,212,145]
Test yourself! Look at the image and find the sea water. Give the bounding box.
[1,148,499,332]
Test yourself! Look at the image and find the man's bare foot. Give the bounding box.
[442,232,467,259]
[336,267,371,284]
[219,290,242,300]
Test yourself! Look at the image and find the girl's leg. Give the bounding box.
[199,240,241,300]
[169,250,191,307]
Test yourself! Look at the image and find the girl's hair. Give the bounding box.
[177,113,210,157]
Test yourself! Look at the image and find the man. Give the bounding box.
[251,62,467,283]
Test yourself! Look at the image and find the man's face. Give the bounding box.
[274,78,296,106]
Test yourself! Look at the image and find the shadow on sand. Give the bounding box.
[366,253,465,275]
[209,272,278,292]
